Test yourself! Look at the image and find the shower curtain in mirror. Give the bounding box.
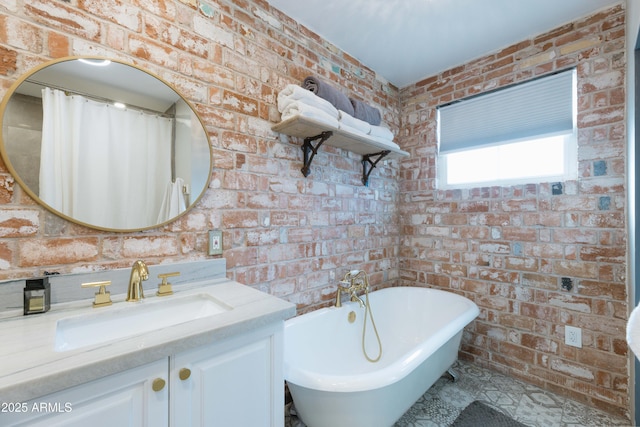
[39,87,173,229]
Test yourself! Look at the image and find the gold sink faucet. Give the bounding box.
[126,260,149,302]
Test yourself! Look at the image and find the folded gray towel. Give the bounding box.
[302,76,354,116]
[349,98,381,126]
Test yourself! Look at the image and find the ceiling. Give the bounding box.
[266,0,620,88]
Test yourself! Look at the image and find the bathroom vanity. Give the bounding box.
[0,266,296,427]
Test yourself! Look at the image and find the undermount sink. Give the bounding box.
[54,293,232,352]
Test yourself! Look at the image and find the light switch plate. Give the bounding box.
[208,230,223,255]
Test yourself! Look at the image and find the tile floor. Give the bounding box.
[285,359,632,427]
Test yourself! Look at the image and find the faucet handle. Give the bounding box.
[156,272,179,297]
[81,280,112,308]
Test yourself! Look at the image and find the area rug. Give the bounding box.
[451,400,527,427]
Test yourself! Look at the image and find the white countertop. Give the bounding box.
[0,278,296,402]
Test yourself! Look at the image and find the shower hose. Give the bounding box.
[343,270,382,363]
[362,283,383,363]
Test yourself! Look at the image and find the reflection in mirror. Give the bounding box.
[0,57,212,231]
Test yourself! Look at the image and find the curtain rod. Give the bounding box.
[24,78,176,119]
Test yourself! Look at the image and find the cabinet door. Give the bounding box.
[2,359,169,427]
[171,324,284,427]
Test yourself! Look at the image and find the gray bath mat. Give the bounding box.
[451,400,527,427]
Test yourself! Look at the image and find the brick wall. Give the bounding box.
[399,3,629,418]
[0,0,401,310]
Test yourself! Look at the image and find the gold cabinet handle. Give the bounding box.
[152,378,166,392]
[179,368,191,381]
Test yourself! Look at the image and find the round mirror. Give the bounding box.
[0,57,212,232]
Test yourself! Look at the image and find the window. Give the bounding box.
[436,69,577,189]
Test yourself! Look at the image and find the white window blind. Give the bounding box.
[437,68,576,154]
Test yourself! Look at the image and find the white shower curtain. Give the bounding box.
[39,88,173,229]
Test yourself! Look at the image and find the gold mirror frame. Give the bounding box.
[0,56,213,232]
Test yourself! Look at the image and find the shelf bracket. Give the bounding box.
[361,150,391,186]
[300,131,332,177]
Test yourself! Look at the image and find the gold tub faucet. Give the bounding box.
[335,282,350,308]
[126,260,149,302]
[335,270,368,308]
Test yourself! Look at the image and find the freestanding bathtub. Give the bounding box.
[284,286,479,427]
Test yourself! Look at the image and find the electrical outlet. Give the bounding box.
[565,325,582,348]
[208,230,223,256]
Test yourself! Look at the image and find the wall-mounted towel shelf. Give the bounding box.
[272,115,409,186]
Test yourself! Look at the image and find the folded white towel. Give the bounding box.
[338,110,371,135]
[338,121,368,137]
[277,84,339,119]
[369,125,395,141]
[338,122,400,150]
[367,134,401,150]
[281,101,340,128]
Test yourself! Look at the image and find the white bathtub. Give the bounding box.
[284,286,479,427]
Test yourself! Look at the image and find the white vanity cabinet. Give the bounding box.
[3,323,284,427]
[2,359,169,427]
[171,325,284,427]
